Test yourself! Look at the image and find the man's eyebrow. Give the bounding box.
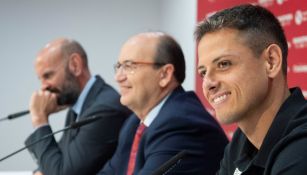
[197,56,223,70]
[41,70,53,78]
[197,65,205,70]
[117,59,133,64]
[212,57,223,64]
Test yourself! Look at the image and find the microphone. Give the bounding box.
[151,150,187,175]
[0,110,30,122]
[0,115,103,162]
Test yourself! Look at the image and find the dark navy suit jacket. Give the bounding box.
[25,76,131,175]
[99,86,228,175]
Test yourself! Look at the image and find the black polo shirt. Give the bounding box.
[218,88,307,175]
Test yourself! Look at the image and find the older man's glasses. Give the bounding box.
[114,60,165,74]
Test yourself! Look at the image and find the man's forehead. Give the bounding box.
[125,34,160,49]
[35,52,64,72]
[119,42,156,61]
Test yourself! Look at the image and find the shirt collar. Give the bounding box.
[143,93,171,127]
[72,76,96,116]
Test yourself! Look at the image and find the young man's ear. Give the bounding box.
[264,44,283,78]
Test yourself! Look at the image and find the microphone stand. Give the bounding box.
[0,115,102,162]
[151,150,187,175]
[0,126,70,162]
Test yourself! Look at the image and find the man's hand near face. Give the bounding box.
[29,90,66,128]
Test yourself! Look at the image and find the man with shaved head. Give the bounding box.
[98,32,228,175]
[25,38,131,175]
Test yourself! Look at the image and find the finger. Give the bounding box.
[38,90,43,96]
[44,90,50,96]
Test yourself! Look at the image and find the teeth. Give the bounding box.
[213,94,228,104]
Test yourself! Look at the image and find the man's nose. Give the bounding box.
[114,68,126,83]
[41,80,51,91]
[202,71,219,93]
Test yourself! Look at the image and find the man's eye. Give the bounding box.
[217,60,231,69]
[198,70,206,78]
[43,72,52,80]
[123,63,133,69]
[115,63,121,69]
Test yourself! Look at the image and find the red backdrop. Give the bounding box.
[196,0,307,139]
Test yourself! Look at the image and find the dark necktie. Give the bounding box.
[126,123,147,175]
[67,109,77,125]
[64,109,77,143]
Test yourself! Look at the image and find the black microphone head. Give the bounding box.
[7,110,30,120]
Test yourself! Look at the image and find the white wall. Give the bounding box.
[0,0,196,170]
[159,0,197,90]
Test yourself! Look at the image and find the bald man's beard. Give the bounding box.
[58,69,81,106]
[47,69,81,106]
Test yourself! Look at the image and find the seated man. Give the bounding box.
[195,4,307,175]
[25,38,131,175]
[98,32,229,175]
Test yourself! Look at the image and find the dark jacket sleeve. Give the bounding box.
[25,78,130,175]
[25,105,129,175]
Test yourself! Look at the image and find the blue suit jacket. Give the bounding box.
[99,86,228,175]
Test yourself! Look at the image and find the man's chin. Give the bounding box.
[217,114,237,125]
[57,98,67,106]
[120,97,130,106]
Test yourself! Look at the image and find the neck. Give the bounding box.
[238,79,290,149]
[135,84,178,121]
[78,71,91,91]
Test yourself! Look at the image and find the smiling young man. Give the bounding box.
[195,4,307,175]
[98,32,228,175]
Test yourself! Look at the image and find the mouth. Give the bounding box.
[211,92,231,105]
[119,86,131,94]
[46,87,60,94]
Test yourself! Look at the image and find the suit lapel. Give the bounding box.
[61,76,105,145]
[79,75,105,118]
[60,108,78,145]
